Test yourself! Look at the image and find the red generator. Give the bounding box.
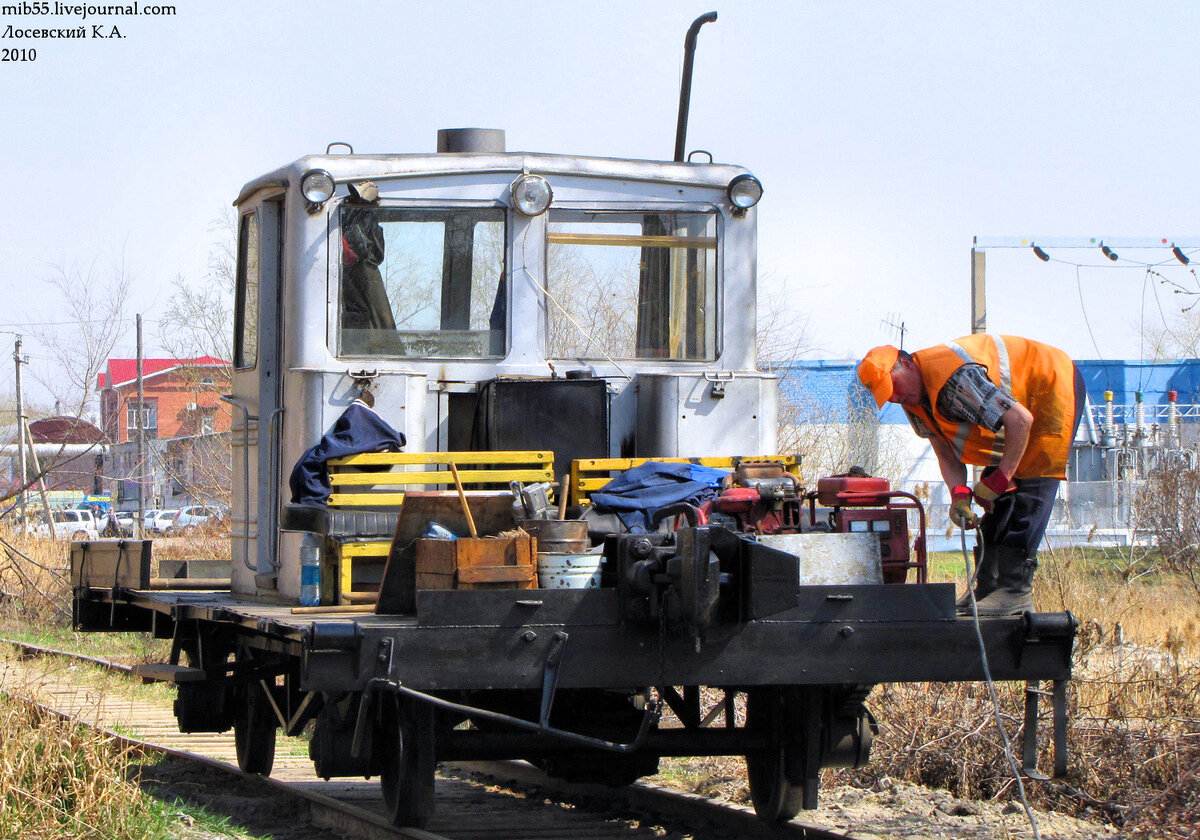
[811,476,927,584]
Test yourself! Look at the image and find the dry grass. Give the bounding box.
[0,693,171,839]
[833,545,1200,839]
[0,527,73,626]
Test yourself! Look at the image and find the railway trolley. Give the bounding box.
[72,112,1076,827]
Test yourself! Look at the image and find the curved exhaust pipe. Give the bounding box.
[673,11,718,162]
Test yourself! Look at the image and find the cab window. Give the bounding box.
[233,211,260,369]
[546,210,718,361]
[338,206,506,358]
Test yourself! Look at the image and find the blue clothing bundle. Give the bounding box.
[590,461,729,532]
[288,400,406,506]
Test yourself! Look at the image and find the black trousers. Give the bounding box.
[978,367,1086,558]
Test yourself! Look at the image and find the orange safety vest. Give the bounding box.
[907,335,1077,479]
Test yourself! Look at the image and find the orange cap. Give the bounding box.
[858,345,900,408]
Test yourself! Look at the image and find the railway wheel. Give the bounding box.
[378,695,435,827]
[744,688,808,823]
[235,678,278,775]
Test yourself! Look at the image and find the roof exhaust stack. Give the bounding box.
[674,12,717,162]
[437,128,506,153]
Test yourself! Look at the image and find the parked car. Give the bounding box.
[30,509,100,541]
[102,511,135,538]
[142,509,160,532]
[171,505,226,534]
[147,509,179,534]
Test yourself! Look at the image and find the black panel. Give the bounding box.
[472,378,610,478]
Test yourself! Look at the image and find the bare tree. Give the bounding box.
[31,255,132,414]
[157,210,235,368]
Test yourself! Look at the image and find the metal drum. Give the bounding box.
[536,552,604,589]
[518,519,589,554]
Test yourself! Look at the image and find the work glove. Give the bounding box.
[949,485,978,529]
[972,469,1014,513]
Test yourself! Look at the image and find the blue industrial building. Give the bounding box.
[775,358,1200,426]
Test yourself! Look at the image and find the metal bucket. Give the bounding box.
[519,519,589,554]
[537,552,604,589]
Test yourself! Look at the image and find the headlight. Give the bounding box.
[510,174,553,216]
[301,169,336,204]
[728,174,763,209]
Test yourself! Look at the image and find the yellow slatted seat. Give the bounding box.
[569,455,799,506]
[326,450,555,507]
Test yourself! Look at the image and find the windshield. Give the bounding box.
[338,205,506,358]
[546,210,718,361]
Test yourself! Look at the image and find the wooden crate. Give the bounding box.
[414,533,536,590]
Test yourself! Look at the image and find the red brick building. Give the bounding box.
[99,357,230,444]
[98,357,232,509]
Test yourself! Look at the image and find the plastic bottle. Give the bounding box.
[421,522,457,540]
[299,533,321,606]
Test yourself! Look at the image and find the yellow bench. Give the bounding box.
[569,455,800,506]
[322,450,555,604]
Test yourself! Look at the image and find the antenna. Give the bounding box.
[881,314,907,349]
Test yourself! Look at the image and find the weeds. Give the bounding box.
[0,693,171,839]
[832,544,1200,839]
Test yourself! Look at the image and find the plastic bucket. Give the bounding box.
[537,552,604,589]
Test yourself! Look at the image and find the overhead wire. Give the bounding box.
[1074,266,1111,392]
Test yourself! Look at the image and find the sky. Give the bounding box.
[3,0,1199,410]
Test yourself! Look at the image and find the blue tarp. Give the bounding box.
[288,400,406,506]
[590,461,729,533]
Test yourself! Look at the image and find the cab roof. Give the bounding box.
[234,151,753,207]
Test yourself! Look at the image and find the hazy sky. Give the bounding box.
[3,0,1198,408]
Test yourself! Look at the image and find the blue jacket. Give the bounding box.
[288,400,406,506]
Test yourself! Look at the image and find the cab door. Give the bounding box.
[230,197,284,593]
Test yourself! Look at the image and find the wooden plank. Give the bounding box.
[330,450,553,467]
[414,540,458,574]
[130,663,208,683]
[338,542,392,557]
[457,565,536,584]
[329,468,554,486]
[415,572,454,590]
[326,492,407,507]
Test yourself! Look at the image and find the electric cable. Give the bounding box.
[1074,266,1111,393]
[1145,268,1192,357]
[959,524,1042,840]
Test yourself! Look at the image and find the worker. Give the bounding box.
[857,335,1084,616]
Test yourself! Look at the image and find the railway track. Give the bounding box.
[0,637,865,840]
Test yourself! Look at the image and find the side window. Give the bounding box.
[234,211,260,369]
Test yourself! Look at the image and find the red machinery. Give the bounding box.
[700,464,927,585]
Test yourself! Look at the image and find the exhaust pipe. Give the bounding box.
[673,11,717,162]
[437,128,506,153]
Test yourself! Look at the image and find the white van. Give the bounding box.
[31,509,100,541]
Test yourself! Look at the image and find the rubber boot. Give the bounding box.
[955,543,998,614]
[973,547,1036,616]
